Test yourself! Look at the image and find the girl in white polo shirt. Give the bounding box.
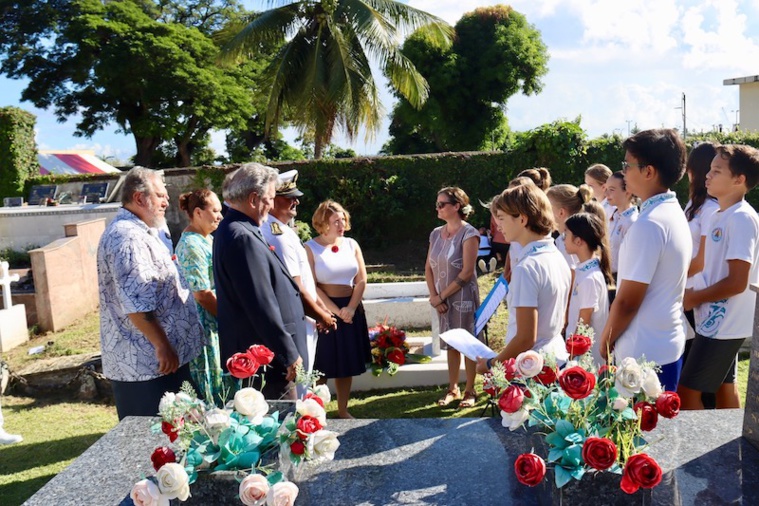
[477,182,571,374]
[564,212,612,366]
[681,144,759,409]
[547,184,594,269]
[605,171,639,281]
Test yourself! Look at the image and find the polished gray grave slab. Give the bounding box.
[23,411,759,506]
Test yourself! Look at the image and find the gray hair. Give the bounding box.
[224,163,279,203]
[121,166,162,205]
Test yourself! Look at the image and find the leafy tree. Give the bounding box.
[0,0,254,167]
[384,5,549,154]
[217,0,453,159]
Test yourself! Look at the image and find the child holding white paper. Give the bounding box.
[477,182,571,374]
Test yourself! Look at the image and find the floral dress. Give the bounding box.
[175,231,223,404]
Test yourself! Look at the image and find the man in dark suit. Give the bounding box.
[213,163,334,399]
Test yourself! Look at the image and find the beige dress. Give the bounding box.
[428,223,481,348]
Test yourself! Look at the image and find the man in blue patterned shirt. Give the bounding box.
[97,167,202,419]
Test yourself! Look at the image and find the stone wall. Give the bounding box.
[29,219,105,332]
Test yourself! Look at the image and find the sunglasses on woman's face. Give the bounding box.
[435,201,455,209]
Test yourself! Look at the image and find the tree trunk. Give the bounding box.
[133,135,161,167]
[175,140,192,167]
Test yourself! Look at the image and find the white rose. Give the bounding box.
[176,392,193,404]
[266,481,299,506]
[500,408,530,431]
[614,357,644,398]
[158,392,176,417]
[130,479,169,506]
[296,398,327,426]
[239,473,270,506]
[515,350,544,378]
[156,463,190,501]
[203,408,232,443]
[309,429,341,461]
[612,397,629,411]
[234,388,269,423]
[312,384,332,405]
[640,368,663,399]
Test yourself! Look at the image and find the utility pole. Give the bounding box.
[625,120,632,136]
[674,93,686,140]
[732,109,740,131]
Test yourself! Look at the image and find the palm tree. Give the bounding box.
[218,0,452,158]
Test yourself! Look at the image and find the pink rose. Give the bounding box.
[239,473,269,506]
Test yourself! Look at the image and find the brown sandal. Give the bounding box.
[459,390,477,409]
[437,388,461,406]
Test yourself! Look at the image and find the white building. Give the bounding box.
[724,74,759,132]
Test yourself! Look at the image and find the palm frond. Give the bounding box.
[216,5,301,64]
[353,0,453,41]
[384,49,429,109]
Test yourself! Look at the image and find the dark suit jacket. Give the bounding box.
[213,208,306,396]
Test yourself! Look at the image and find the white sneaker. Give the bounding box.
[477,259,487,273]
[0,429,22,445]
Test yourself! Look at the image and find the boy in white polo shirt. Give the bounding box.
[600,129,691,392]
[679,144,759,409]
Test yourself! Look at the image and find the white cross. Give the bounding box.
[0,261,20,310]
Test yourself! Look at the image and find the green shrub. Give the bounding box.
[0,107,39,202]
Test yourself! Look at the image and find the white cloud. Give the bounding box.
[208,129,228,158]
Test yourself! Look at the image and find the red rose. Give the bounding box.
[566,334,592,356]
[226,352,260,379]
[304,392,325,408]
[161,420,182,443]
[247,345,275,366]
[534,365,557,385]
[290,440,305,455]
[502,358,518,381]
[514,453,546,487]
[620,453,662,494]
[633,401,658,431]
[386,348,406,365]
[151,446,177,471]
[498,385,525,413]
[482,373,499,397]
[582,437,617,471]
[655,391,681,419]
[296,415,323,439]
[559,366,596,400]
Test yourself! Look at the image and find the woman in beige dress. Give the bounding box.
[425,187,481,408]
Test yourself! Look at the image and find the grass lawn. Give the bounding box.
[0,272,753,505]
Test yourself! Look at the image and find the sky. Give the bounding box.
[2,0,759,163]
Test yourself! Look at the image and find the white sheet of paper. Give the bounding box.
[440,328,498,362]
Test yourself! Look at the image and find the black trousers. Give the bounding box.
[110,364,194,420]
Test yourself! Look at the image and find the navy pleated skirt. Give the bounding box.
[313,296,371,379]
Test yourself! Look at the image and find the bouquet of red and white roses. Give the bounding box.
[486,322,681,494]
[130,345,338,506]
[367,323,430,376]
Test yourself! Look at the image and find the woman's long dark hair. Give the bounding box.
[686,142,718,221]
[565,212,614,287]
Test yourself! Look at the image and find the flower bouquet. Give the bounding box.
[130,345,338,506]
[487,322,681,494]
[367,323,431,376]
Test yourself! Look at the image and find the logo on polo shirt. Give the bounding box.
[711,227,723,242]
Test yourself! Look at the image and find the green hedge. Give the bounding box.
[24,126,759,249]
[0,107,39,203]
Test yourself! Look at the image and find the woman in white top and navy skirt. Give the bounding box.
[306,200,371,418]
